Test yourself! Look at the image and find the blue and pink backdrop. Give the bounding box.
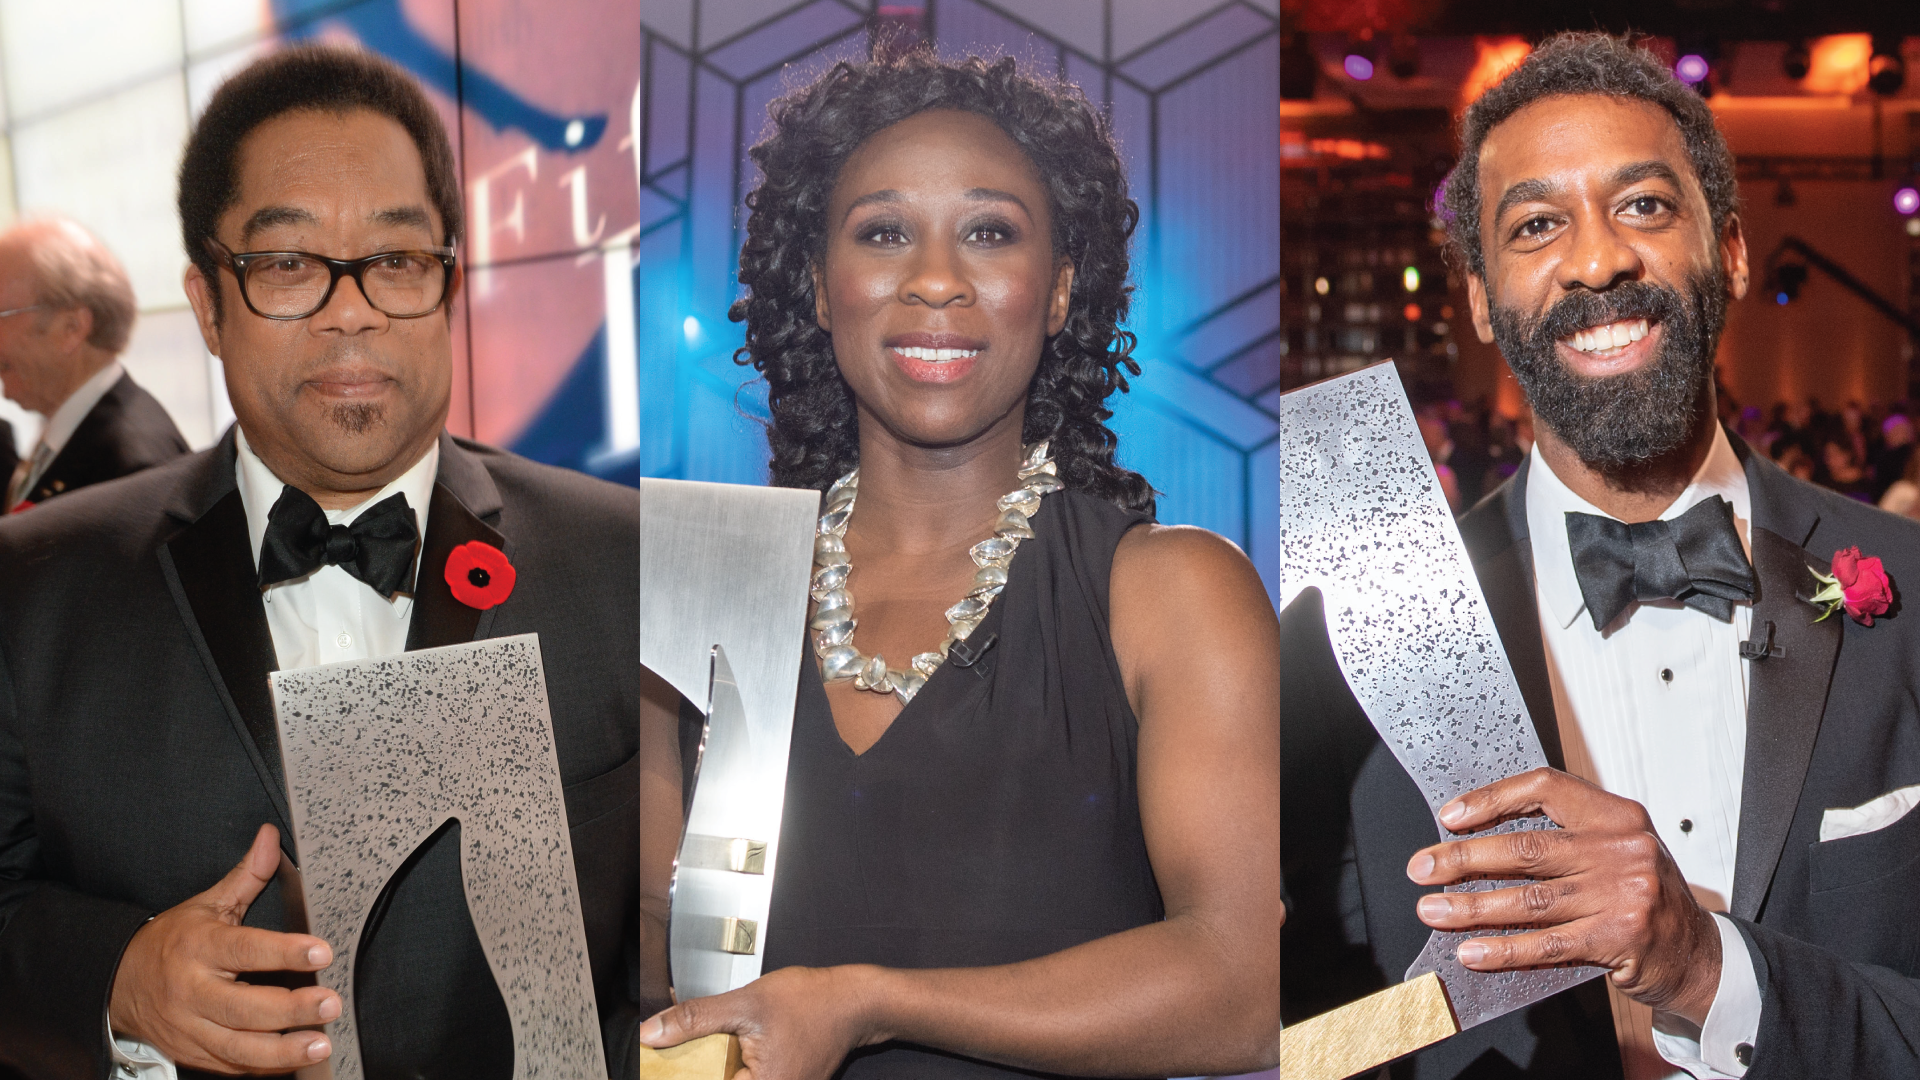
[640,0,1280,600]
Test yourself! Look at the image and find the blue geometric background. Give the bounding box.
[641,0,1279,600]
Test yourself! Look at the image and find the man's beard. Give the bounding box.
[1489,268,1727,473]
[327,401,383,435]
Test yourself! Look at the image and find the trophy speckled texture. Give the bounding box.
[1280,363,1601,1078]
[271,634,605,1080]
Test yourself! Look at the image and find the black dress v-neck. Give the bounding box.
[763,489,1166,1079]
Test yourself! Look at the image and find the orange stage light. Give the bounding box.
[1805,34,1871,95]
[1403,302,1422,322]
[1462,36,1531,108]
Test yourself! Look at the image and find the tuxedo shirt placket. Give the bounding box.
[1525,425,1763,1080]
[108,428,438,1079]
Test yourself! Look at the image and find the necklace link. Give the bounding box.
[809,441,1055,704]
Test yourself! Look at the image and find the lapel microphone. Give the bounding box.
[947,632,998,670]
[1740,619,1785,661]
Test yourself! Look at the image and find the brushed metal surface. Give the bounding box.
[1280,363,1601,1030]
[271,635,605,1079]
[640,478,817,998]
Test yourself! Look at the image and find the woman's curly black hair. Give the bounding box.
[730,51,1155,514]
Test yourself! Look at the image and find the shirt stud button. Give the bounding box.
[335,631,352,649]
[1735,1042,1753,1067]
[1660,667,1674,682]
[1679,819,1693,833]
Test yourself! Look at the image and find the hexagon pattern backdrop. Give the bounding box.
[0,0,640,486]
[640,0,1280,601]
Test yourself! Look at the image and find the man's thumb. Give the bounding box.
[203,822,281,920]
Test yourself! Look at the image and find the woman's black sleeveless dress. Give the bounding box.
[764,488,1166,1079]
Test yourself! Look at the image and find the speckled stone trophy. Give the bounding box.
[638,478,819,1080]
[1279,363,1603,1080]
[269,634,604,1080]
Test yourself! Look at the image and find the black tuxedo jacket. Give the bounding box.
[18,372,188,507]
[1282,432,1920,1078]
[0,430,638,1080]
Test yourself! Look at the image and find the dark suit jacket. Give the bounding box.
[17,372,188,507]
[1282,432,1920,1078]
[0,430,638,1080]
[0,420,17,486]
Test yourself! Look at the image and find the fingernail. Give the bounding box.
[318,995,341,1021]
[308,944,331,966]
[640,1017,662,1044]
[307,1038,331,1061]
[1408,853,1434,881]
[1456,942,1487,966]
[1417,895,1450,922]
[1439,801,1467,826]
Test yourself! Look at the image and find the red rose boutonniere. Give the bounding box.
[446,541,516,609]
[1809,546,1892,626]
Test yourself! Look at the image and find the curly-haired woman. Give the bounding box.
[640,52,1279,1080]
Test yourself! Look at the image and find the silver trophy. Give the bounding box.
[639,478,817,1077]
[270,634,605,1080]
[1279,363,1602,1078]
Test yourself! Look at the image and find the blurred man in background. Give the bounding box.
[0,216,188,511]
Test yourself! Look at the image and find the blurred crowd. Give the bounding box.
[1415,392,1920,520]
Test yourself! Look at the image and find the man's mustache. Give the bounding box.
[1526,280,1682,350]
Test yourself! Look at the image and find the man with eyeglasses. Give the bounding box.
[0,46,637,1080]
[0,216,188,512]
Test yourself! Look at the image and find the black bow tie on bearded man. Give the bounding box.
[1565,494,1757,632]
[257,486,420,596]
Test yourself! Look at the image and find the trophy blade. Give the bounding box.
[1280,363,1601,1029]
[640,478,818,999]
[667,645,763,999]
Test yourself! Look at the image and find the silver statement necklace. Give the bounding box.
[810,440,1063,704]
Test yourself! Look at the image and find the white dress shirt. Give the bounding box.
[109,429,438,1079]
[8,359,122,506]
[1526,425,1762,1080]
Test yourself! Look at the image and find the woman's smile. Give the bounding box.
[885,332,986,383]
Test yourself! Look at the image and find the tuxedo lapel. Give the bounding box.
[1729,445,1841,920]
[406,434,509,651]
[155,434,290,828]
[1461,457,1567,769]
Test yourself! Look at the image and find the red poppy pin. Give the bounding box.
[8,500,31,514]
[1809,546,1892,626]
[446,541,516,609]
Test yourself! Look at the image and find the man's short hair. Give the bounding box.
[1438,32,1740,279]
[177,44,463,315]
[18,217,137,354]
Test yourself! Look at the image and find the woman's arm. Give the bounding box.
[639,668,684,1017]
[641,524,1282,1079]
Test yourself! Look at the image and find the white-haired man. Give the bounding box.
[0,217,187,510]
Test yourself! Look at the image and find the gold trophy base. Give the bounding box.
[1279,972,1460,1080]
[640,1033,744,1080]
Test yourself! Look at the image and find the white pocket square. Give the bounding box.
[1819,784,1920,843]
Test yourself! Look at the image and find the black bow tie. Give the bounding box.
[1565,495,1756,632]
[258,487,419,598]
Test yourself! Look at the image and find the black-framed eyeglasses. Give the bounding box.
[205,239,457,320]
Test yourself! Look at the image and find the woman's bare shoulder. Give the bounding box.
[1113,523,1264,594]
[1110,523,1276,651]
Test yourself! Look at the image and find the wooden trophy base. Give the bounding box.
[1279,972,1460,1080]
[640,1033,744,1080]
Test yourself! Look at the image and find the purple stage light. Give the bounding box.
[1675,54,1710,84]
[1895,187,1920,216]
[1343,54,1374,81]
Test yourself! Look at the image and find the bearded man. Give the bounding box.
[1283,33,1920,1080]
